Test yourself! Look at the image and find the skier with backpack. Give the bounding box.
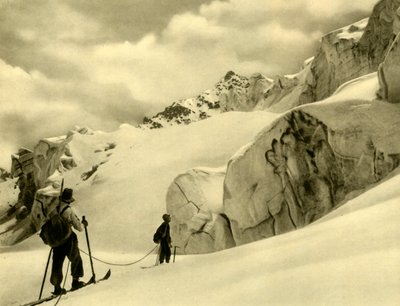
[39,188,87,295]
[153,214,172,264]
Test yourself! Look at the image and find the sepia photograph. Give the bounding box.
[0,0,399,305]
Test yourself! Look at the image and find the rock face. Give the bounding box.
[358,0,400,69]
[248,73,273,109]
[166,167,235,254]
[311,18,371,101]
[218,72,270,112]
[223,100,400,245]
[261,58,315,112]
[310,0,400,102]
[9,133,75,216]
[11,148,36,213]
[0,133,76,246]
[378,32,400,102]
[33,133,74,189]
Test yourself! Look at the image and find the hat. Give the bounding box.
[61,188,75,203]
[162,213,170,221]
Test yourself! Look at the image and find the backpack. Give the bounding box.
[153,223,169,244]
[39,205,72,248]
[153,231,161,243]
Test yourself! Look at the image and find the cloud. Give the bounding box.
[63,0,219,42]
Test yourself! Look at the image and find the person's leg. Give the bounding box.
[66,233,85,290]
[165,244,171,263]
[159,241,166,264]
[50,245,67,295]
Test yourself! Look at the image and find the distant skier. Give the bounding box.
[40,188,88,295]
[153,214,172,264]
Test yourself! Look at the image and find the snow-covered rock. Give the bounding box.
[218,71,272,112]
[261,57,315,112]
[166,167,235,254]
[0,132,76,246]
[311,18,371,101]
[311,0,400,102]
[223,99,400,245]
[247,73,273,110]
[378,32,400,102]
[358,0,400,69]
[33,132,73,188]
[10,148,36,214]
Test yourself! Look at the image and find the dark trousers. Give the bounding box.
[159,240,171,263]
[50,232,84,286]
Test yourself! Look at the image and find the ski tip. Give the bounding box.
[104,269,111,279]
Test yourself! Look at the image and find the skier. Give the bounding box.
[154,214,172,264]
[47,188,87,295]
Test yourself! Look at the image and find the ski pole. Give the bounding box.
[82,216,96,283]
[173,246,177,263]
[38,248,52,299]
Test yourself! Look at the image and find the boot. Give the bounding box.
[71,278,85,291]
[53,285,66,296]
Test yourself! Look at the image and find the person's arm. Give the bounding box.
[65,207,83,231]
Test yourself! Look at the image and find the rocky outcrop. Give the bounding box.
[248,73,273,109]
[0,168,11,182]
[261,57,315,112]
[218,71,273,111]
[378,32,400,102]
[311,18,371,101]
[33,133,74,189]
[311,0,400,102]
[166,167,235,254]
[0,132,76,245]
[11,148,36,214]
[358,0,400,69]
[140,71,272,129]
[218,71,249,111]
[223,99,400,245]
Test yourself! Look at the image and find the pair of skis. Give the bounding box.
[21,269,111,306]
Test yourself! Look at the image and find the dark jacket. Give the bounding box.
[156,222,171,244]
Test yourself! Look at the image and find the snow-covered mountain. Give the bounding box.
[2,0,400,305]
[140,71,273,129]
[139,18,371,129]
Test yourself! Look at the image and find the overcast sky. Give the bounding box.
[0,0,378,167]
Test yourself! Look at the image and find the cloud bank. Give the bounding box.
[0,0,377,167]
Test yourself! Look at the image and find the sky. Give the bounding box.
[0,0,378,167]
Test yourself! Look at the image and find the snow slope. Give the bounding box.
[1,74,399,306]
[1,167,400,306]
[59,111,279,254]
